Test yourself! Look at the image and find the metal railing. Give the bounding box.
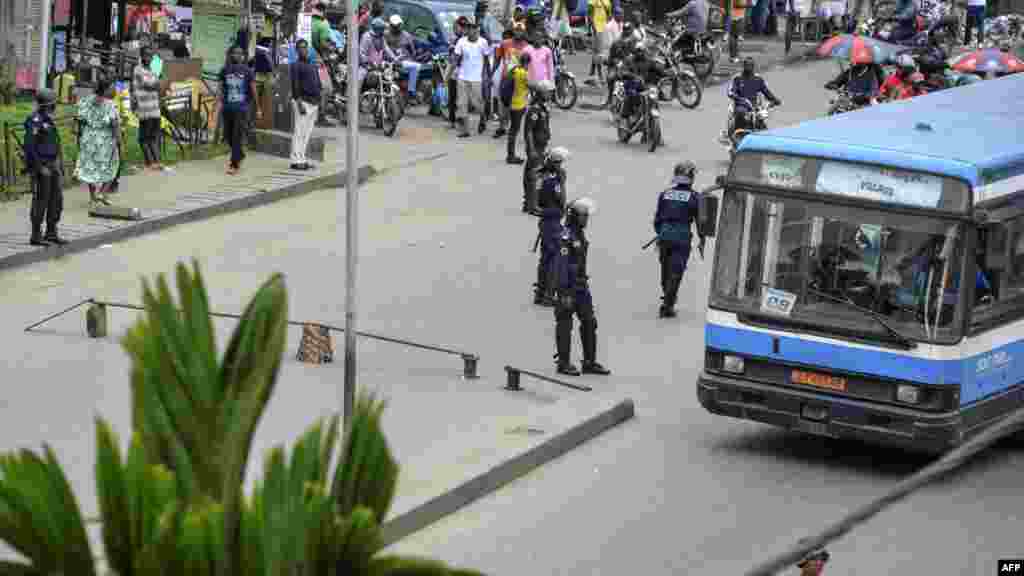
[504,365,593,392]
[25,298,480,379]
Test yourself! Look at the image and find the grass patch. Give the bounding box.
[1,94,227,200]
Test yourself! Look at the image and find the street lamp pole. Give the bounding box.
[38,0,52,91]
[343,0,360,425]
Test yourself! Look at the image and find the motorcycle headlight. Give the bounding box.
[648,87,659,98]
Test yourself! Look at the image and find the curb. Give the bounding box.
[379,398,636,545]
[0,164,376,273]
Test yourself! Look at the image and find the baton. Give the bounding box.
[642,236,658,250]
[532,231,542,253]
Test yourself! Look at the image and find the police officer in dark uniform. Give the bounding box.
[533,146,569,306]
[654,161,706,318]
[24,88,67,246]
[522,79,554,214]
[551,197,611,376]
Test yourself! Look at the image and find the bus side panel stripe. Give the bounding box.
[705,323,961,385]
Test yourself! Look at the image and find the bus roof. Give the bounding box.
[738,74,1024,187]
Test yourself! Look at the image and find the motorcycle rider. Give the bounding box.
[533,147,570,306]
[358,17,398,93]
[618,48,654,127]
[676,0,708,57]
[653,161,706,318]
[725,57,781,139]
[825,59,884,106]
[880,53,917,100]
[605,22,641,104]
[523,79,555,214]
[551,197,612,377]
[386,15,423,103]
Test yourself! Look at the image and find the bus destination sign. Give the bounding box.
[760,154,806,190]
[815,161,943,208]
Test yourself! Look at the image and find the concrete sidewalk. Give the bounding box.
[0,116,463,273]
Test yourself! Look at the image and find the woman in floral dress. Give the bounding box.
[74,77,120,207]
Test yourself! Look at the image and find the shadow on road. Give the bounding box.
[712,426,1024,482]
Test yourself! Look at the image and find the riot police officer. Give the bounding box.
[533,146,569,306]
[24,88,67,246]
[522,79,554,214]
[551,197,611,376]
[654,161,705,318]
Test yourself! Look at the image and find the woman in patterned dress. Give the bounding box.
[74,77,120,207]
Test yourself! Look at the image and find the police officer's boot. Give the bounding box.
[580,320,611,375]
[555,319,580,376]
[660,276,680,318]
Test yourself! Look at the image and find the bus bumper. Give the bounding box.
[697,371,962,454]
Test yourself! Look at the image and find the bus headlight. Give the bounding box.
[723,355,745,374]
[896,385,921,404]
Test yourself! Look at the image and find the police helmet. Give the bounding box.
[622,21,635,35]
[370,17,387,35]
[566,196,597,228]
[35,88,57,106]
[531,79,556,94]
[546,146,570,164]
[742,56,755,75]
[672,160,697,185]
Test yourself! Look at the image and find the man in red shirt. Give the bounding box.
[880,54,916,101]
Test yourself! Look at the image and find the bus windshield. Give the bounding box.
[711,189,969,345]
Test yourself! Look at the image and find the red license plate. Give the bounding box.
[792,370,847,392]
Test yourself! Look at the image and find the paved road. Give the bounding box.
[1,56,1020,575]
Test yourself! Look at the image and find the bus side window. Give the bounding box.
[1007,216,1024,298]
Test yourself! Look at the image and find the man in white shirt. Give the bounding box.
[454,21,490,137]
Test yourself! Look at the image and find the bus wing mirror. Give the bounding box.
[698,193,719,238]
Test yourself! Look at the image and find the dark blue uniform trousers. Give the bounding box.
[555,286,597,365]
[659,240,690,309]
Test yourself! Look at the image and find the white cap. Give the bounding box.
[547,146,570,162]
[568,196,597,216]
[389,14,403,26]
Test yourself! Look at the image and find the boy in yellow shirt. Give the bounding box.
[505,51,531,164]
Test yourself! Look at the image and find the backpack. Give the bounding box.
[500,64,519,108]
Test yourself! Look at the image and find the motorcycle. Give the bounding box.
[616,82,664,153]
[651,43,703,109]
[724,96,772,158]
[394,51,439,112]
[826,86,868,115]
[551,42,579,110]
[322,48,350,122]
[605,60,626,121]
[660,15,721,81]
[361,61,404,137]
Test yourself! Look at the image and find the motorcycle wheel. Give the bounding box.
[657,78,675,102]
[675,74,702,109]
[555,73,578,110]
[383,98,401,137]
[648,116,662,152]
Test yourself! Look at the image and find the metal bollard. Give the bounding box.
[462,354,480,379]
[505,367,522,391]
[86,302,108,338]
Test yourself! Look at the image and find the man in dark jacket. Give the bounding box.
[825,61,885,105]
[24,89,66,246]
[728,57,781,129]
[653,161,705,318]
[290,39,322,170]
[533,147,569,306]
[522,79,554,213]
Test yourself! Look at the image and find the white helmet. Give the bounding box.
[389,14,403,27]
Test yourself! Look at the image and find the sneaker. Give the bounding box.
[44,234,68,245]
[659,306,677,318]
[581,361,611,375]
[493,129,507,138]
[29,236,48,247]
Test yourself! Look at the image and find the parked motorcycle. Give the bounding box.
[616,82,664,153]
[361,61,404,136]
[724,96,773,158]
[651,43,703,109]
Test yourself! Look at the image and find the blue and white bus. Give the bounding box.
[698,74,1024,453]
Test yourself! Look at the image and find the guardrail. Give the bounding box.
[504,365,593,392]
[25,298,480,380]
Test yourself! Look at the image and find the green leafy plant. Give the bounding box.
[0,262,486,576]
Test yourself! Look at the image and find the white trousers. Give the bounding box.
[291,100,318,165]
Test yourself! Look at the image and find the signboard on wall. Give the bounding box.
[192,6,241,74]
